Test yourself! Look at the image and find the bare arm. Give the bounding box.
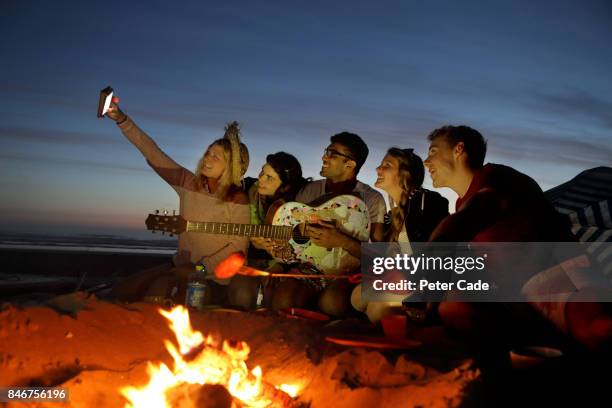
[306,223,363,258]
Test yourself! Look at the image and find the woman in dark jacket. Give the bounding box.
[352,147,449,322]
[375,147,449,243]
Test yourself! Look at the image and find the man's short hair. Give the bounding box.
[427,125,487,170]
[330,132,369,174]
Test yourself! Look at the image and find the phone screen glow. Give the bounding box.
[102,91,114,116]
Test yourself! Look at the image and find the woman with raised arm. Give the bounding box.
[105,102,250,304]
[352,147,449,322]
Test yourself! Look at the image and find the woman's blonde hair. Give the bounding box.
[194,121,249,200]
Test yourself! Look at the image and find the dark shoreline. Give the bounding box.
[0,231,178,251]
[0,247,172,298]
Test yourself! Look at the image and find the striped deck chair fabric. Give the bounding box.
[545,166,612,282]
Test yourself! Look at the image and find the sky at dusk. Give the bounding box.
[1,0,611,239]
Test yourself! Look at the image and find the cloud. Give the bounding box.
[487,128,612,168]
[0,126,123,146]
[0,152,150,173]
[526,89,612,129]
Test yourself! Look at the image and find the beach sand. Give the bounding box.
[0,298,477,407]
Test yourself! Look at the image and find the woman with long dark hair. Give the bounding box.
[228,152,309,309]
[249,152,309,227]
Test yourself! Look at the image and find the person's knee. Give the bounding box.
[438,301,478,331]
[365,302,401,323]
[566,300,612,351]
[271,290,295,310]
[270,280,312,310]
[111,264,175,302]
[114,271,175,302]
[319,282,352,318]
[228,275,260,310]
[350,284,367,312]
[145,273,176,298]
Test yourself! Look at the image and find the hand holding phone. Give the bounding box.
[97,86,114,117]
[97,86,126,122]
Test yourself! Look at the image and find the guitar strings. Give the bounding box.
[189,224,294,241]
[183,219,312,242]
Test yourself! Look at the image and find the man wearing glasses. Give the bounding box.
[290,132,386,317]
[297,132,386,248]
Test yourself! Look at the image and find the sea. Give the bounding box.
[0,232,177,255]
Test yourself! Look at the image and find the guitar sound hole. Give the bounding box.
[292,224,309,244]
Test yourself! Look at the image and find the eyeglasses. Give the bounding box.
[324,147,354,161]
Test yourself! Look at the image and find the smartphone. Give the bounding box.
[97,86,114,118]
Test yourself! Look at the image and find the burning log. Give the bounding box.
[164,381,300,408]
[166,383,233,408]
[257,382,302,408]
[161,339,300,408]
[121,306,302,408]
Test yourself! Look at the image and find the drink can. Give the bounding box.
[185,282,206,311]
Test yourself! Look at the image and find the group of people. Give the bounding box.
[104,101,611,353]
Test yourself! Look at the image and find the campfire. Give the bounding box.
[1,295,478,407]
[121,306,300,408]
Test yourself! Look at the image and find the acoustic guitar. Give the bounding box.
[145,194,370,275]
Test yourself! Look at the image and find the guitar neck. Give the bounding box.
[186,221,292,240]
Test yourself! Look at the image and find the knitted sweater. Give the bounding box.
[118,118,249,283]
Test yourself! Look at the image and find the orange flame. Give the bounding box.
[120,305,300,407]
